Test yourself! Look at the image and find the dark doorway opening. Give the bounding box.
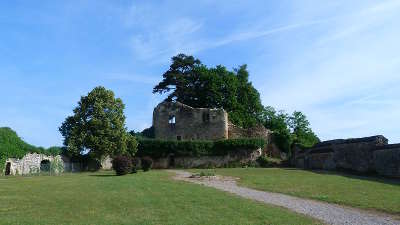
[5,162,11,176]
[40,160,51,172]
[169,155,175,168]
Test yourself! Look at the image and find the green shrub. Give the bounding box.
[257,156,282,168]
[112,155,133,176]
[141,157,153,172]
[213,138,265,155]
[136,138,266,159]
[199,170,215,176]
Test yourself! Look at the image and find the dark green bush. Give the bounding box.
[141,157,153,172]
[256,156,282,168]
[136,138,266,159]
[213,138,265,155]
[112,155,133,176]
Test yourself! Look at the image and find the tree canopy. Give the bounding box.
[262,107,319,153]
[153,54,263,128]
[59,86,137,159]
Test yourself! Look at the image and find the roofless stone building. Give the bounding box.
[152,101,270,141]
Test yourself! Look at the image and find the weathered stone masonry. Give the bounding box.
[293,135,400,178]
[148,101,270,168]
[153,101,229,140]
[153,101,270,141]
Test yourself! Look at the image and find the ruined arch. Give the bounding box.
[40,159,51,172]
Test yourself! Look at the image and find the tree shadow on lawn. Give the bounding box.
[88,174,116,177]
[281,168,400,187]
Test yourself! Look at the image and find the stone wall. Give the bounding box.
[228,122,270,140]
[136,148,262,169]
[153,101,228,140]
[294,135,400,178]
[4,153,65,175]
[373,144,400,177]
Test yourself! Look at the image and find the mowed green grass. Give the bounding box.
[0,171,319,225]
[198,168,400,215]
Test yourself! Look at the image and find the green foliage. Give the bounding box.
[136,138,266,158]
[141,157,153,172]
[213,138,266,155]
[262,106,319,154]
[112,155,133,176]
[153,54,264,128]
[256,156,283,168]
[288,111,320,147]
[0,127,62,172]
[136,139,214,158]
[59,86,137,159]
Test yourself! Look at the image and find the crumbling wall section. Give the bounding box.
[153,101,228,140]
[4,153,65,175]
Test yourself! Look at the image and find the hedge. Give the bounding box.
[136,138,266,158]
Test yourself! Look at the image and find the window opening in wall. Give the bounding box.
[169,115,176,129]
[202,112,210,123]
[177,136,182,141]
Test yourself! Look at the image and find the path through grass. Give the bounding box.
[196,168,400,215]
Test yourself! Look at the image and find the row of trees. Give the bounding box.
[59,54,319,163]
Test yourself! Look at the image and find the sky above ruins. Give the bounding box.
[0,0,399,147]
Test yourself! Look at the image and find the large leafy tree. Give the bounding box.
[262,106,319,153]
[153,54,263,128]
[288,111,320,147]
[59,86,137,159]
[262,107,292,153]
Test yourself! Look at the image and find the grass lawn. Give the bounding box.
[0,171,319,225]
[194,168,400,215]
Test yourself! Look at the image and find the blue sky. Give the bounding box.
[1,0,399,147]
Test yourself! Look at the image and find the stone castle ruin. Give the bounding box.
[4,153,112,176]
[5,153,65,176]
[146,101,270,168]
[153,101,270,141]
[153,101,229,140]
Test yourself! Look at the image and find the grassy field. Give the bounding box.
[194,168,400,215]
[0,171,319,225]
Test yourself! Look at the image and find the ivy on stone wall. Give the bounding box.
[136,138,266,159]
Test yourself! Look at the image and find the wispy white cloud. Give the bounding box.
[255,0,400,142]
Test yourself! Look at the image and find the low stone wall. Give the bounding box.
[294,135,400,178]
[137,148,262,169]
[373,145,400,178]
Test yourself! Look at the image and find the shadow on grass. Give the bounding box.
[88,174,116,177]
[281,167,400,187]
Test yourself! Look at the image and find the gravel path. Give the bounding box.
[170,170,400,225]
